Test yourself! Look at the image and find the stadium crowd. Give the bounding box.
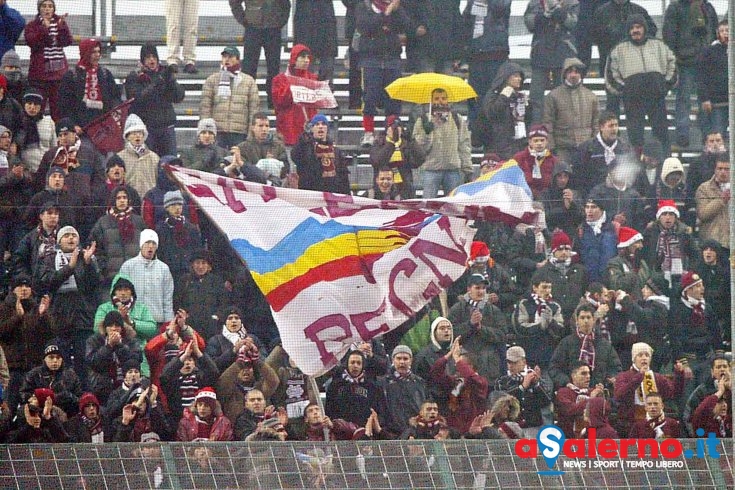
[0,0,731,451]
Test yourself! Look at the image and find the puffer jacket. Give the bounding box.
[200,69,260,135]
[606,31,676,98]
[176,399,234,441]
[271,45,318,146]
[88,204,147,283]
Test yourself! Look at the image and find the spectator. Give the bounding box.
[641,199,695,281]
[271,44,318,148]
[606,226,650,299]
[17,90,56,174]
[0,49,26,104]
[233,388,271,440]
[293,113,350,194]
[24,0,72,121]
[429,338,489,435]
[447,273,508,386]
[10,201,59,280]
[512,271,565,369]
[573,0,603,70]
[401,0,430,73]
[523,0,578,123]
[229,0,290,109]
[629,391,683,439]
[205,306,267,373]
[21,343,81,417]
[0,0,25,66]
[663,0,717,148]
[631,139,664,222]
[413,88,473,198]
[181,119,226,172]
[475,62,529,158]
[554,360,605,438]
[165,0,200,73]
[400,399,451,440]
[413,317,453,384]
[466,395,524,439]
[142,155,199,229]
[154,191,201,282]
[217,350,278,423]
[548,303,621,390]
[695,152,730,251]
[369,115,424,199]
[100,360,143,431]
[606,15,676,154]
[201,46,260,149]
[0,275,53,416]
[88,187,147,295]
[461,0,512,129]
[216,144,268,183]
[111,384,172,442]
[25,166,87,235]
[237,112,288,177]
[378,345,427,437]
[176,387,233,441]
[494,346,552,437]
[124,43,185,157]
[690,362,731,437]
[354,0,411,148]
[582,395,618,438]
[542,58,598,164]
[511,124,557,199]
[5,391,69,443]
[91,155,142,223]
[573,111,632,196]
[591,0,657,115]
[0,140,31,258]
[65,392,107,442]
[539,230,587,323]
[85,310,144,405]
[682,354,728,436]
[693,240,730,345]
[685,131,726,218]
[576,198,617,283]
[0,74,20,139]
[540,162,583,239]
[58,38,122,129]
[367,166,401,200]
[266,344,319,417]
[696,20,728,139]
[325,350,385,427]
[117,114,160,199]
[294,0,337,84]
[588,163,646,232]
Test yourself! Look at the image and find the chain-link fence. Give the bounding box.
[0,439,732,489]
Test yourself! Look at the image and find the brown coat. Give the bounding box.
[200,71,260,135]
[216,358,279,422]
[696,176,730,249]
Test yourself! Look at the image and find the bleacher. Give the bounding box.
[10,0,730,191]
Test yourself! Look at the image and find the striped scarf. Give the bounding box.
[576,328,595,370]
[41,16,66,74]
[178,373,199,409]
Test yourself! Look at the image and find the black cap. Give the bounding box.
[105,154,126,170]
[103,310,125,328]
[190,249,213,264]
[468,273,489,286]
[39,200,60,214]
[585,197,605,211]
[56,118,75,136]
[10,273,32,289]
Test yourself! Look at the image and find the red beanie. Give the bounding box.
[551,230,572,252]
[79,392,100,413]
[680,271,703,296]
[34,388,55,408]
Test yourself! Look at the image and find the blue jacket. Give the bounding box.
[0,4,25,61]
[576,221,617,283]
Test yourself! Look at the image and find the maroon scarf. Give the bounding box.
[108,207,135,244]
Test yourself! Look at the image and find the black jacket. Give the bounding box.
[160,354,219,419]
[124,65,185,130]
[293,132,350,194]
[20,365,82,416]
[58,65,122,128]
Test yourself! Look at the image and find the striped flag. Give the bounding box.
[168,165,534,375]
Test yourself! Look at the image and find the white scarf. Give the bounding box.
[586,211,607,236]
[55,249,78,293]
[217,66,240,97]
[681,295,706,310]
[596,133,618,165]
[221,325,247,346]
[471,0,488,38]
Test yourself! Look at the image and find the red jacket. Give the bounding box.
[271,44,318,146]
[555,386,592,438]
[613,368,684,433]
[628,416,681,439]
[692,390,732,438]
[24,15,73,81]
[429,356,488,435]
[512,148,557,199]
[176,402,234,441]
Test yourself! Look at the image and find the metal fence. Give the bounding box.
[0,438,732,489]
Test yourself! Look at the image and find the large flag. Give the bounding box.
[168,163,534,375]
[83,99,134,153]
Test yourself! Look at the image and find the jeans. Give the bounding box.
[674,65,697,142]
[421,169,463,198]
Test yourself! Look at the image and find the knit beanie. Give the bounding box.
[551,230,572,252]
[163,190,184,208]
[197,118,217,138]
[0,50,20,69]
[631,342,653,360]
[123,114,148,140]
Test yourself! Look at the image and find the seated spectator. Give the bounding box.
[582,395,618,438]
[378,345,427,438]
[685,131,726,215]
[628,391,681,439]
[641,200,695,282]
[20,343,81,417]
[17,90,55,174]
[93,274,156,377]
[695,152,730,252]
[89,187,147,295]
[5,389,69,443]
[101,360,144,431]
[657,158,689,223]
[179,118,226,172]
[539,230,588,324]
[429,338,488,435]
[606,227,650,300]
[577,198,618,283]
[293,113,350,194]
[217,146,268,183]
[176,387,233,441]
[493,346,552,437]
[555,360,605,438]
[85,311,144,405]
[142,155,200,229]
[401,400,450,440]
[0,274,53,417]
[205,306,267,373]
[447,273,508,385]
[467,395,525,440]
[325,350,385,427]
[512,270,564,369]
[155,190,201,281]
[233,388,270,440]
[367,166,401,200]
[160,336,219,421]
[512,124,557,199]
[111,383,172,442]
[288,402,368,441]
[540,162,584,240]
[117,114,160,198]
[237,112,288,177]
[683,354,730,437]
[368,116,424,199]
[91,155,142,222]
[691,370,732,438]
[613,342,689,436]
[65,392,106,443]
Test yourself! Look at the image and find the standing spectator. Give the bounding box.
[511,124,557,199]
[591,0,657,115]
[542,58,598,164]
[577,198,617,284]
[65,392,107,442]
[696,20,728,139]
[354,0,411,148]
[641,200,695,281]
[606,15,676,154]
[693,240,730,346]
[155,190,201,282]
[294,0,337,84]
[685,131,726,214]
[125,44,185,157]
[165,0,200,73]
[5,392,69,443]
[10,202,58,280]
[24,0,72,121]
[540,162,584,239]
[200,46,260,149]
[378,345,427,438]
[111,385,172,442]
[423,0,462,74]
[325,350,385,427]
[523,0,579,123]
[368,115,424,199]
[21,343,82,416]
[461,0,512,129]
[17,90,56,174]
[229,0,290,109]
[574,0,604,70]
[573,111,632,196]
[117,115,160,199]
[1,49,26,104]
[0,74,21,138]
[684,354,729,436]
[58,38,122,129]
[633,139,665,222]
[91,155,142,223]
[0,140,31,259]
[538,230,587,323]
[217,351,278,422]
[142,156,199,229]
[160,337,219,421]
[606,227,650,298]
[292,113,350,194]
[25,166,87,234]
[176,387,234,441]
[413,88,473,198]
[413,317,453,389]
[588,164,646,231]
[237,112,288,168]
[691,373,731,438]
[402,0,430,73]
[663,0,717,148]
[695,152,730,251]
[0,0,25,63]
[205,306,267,373]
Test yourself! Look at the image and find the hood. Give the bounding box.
[627,14,648,39]
[490,61,525,92]
[109,273,137,300]
[586,397,611,428]
[430,316,453,350]
[562,57,585,75]
[551,161,573,179]
[289,44,312,67]
[79,38,101,67]
[660,157,685,184]
[140,43,159,65]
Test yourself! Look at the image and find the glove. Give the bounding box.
[422,120,435,134]
[500,86,514,98]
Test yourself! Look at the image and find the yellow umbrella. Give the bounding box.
[385,73,478,104]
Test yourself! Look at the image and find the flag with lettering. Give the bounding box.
[168,164,534,375]
[83,99,134,153]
